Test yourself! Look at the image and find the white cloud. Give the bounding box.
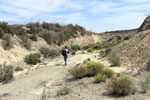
[0,0,149,32]
[88,1,119,13]
[125,0,150,3]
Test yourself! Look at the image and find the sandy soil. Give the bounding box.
[0,51,142,100]
[0,52,101,100]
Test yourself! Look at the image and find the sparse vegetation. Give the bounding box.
[2,34,13,50]
[68,66,88,79]
[39,30,53,44]
[144,24,150,30]
[40,47,58,58]
[87,48,93,52]
[124,35,131,40]
[71,51,76,55]
[83,58,91,64]
[24,53,41,65]
[107,75,133,96]
[21,36,31,50]
[108,53,120,66]
[94,73,107,83]
[86,61,104,76]
[71,45,80,51]
[139,75,150,93]
[30,34,38,41]
[57,86,71,96]
[102,68,114,78]
[0,65,14,84]
[99,49,105,56]
[15,67,23,72]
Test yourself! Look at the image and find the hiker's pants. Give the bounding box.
[64,56,67,65]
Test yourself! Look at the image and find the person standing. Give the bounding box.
[62,46,69,65]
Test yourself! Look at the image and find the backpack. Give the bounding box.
[62,49,66,56]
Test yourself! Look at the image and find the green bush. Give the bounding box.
[39,30,52,44]
[144,24,150,30]
[86,61,104,76]
[107,75,133,96]
[24,53,41,65]
[0,27,4,38]
[68,66,88,79]
[94,73,107,83]
[124,35,131,40]
[39,47,50,58]
[83,58,91,64]
[140,75,150,93]
[40,47,58,58]
[92,43,103,50]
[71,45,80,51]
[47,49,58,58]
[103,68,114,78]
[71,51,76,55]
[87,48,93,52]
[108,53,120,66]
[2,34,13,50]
[99,50,105,56]
[21,36,31,50]
[30,34,38,41]
[57,86,71,96]
[0,65,14,84]
[15,67,23,72]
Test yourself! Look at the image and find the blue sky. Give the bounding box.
[0,0,150,32]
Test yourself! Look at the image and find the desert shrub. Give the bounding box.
[15,67,23,72]
[39,30,53,44]
[57,86,71,96]
[107,75,133,96]
[145,59,150,71]
[30,34,38,41]
[86,61,104,76]
[81,50,85,54]
[68,66,88,79]
[102,42,116,48]
[21,36,31,50]
[0,65,14,84]
[139,75,150,93]
[131,87,137,94]
[94,73,107,83]
[99,50,105,56]
[40,47,58,58]
[87,48,93,52]
[82,45,90,50]
[117,36,121,40]
[108,53,120,66]
[83,58,91,64]
[71,51,76,55]
[24,53,41,65]
[47,49,58,58]
[144,24,150,30]
[2,34,13,50]
[0,22,10,33]
[103,68,114,78]
[0,27,4,38]
[92,43,103,50]
[124,35,131,40]
[26,22,41,33]
[104,48,112,57]
[71,45,80,51]
[40,47,50,58]
[58,31,71,43]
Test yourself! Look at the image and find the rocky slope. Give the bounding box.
[112,30,150,70]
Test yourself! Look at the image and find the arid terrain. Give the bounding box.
[0,16,150,100]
